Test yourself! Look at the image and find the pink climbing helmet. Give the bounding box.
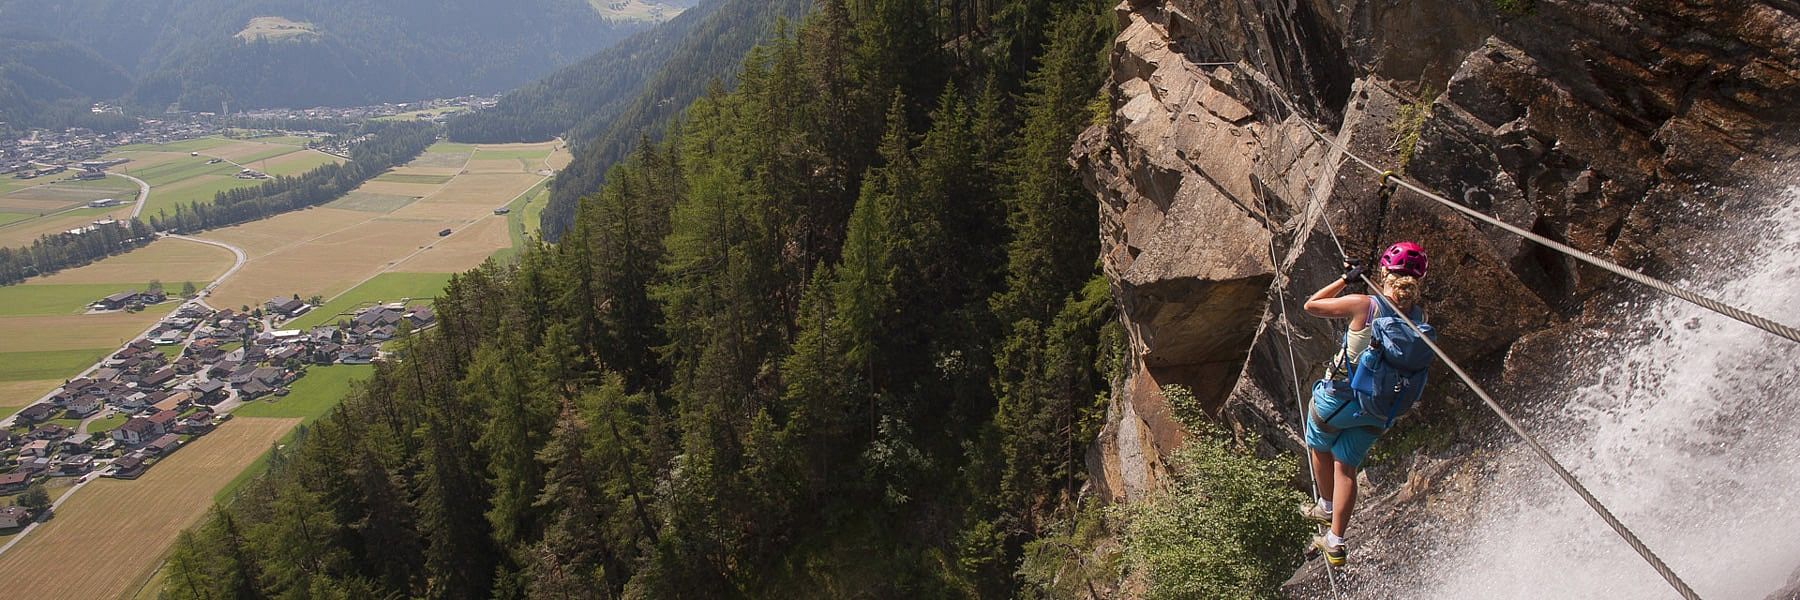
[1379,241,1428,277]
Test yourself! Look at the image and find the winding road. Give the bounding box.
[111,172,151,219]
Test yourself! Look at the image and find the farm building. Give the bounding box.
[264,297,306,316]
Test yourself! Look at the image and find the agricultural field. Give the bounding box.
[259,150,341,176]
[325,192,418,213]
[0,349,109,388]
[114,137,234,153]
[407,151,473,168]
[105,137,327,217]
[493,180,551,263]
[375,172,454,185]
[0,283,140,316]
[27,237,233,286]
[286,272,452,329]
[0,417,299,600]
[0,174,141,246]
[198,142,567,309]
[233,364,375,422]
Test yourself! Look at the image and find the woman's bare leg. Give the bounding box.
[1331,460,1358,538]
[1310,448,1336,504]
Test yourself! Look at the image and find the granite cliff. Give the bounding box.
[1073,0,1800,593]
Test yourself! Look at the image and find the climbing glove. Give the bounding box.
[1341,261,1366,283]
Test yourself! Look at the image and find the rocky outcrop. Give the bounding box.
[1075,0,1800,589]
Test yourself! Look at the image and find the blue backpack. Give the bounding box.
[1347,300,1437,428]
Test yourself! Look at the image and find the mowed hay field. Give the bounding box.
[0,417,299,600]
[0,206,132,248]
[0,175,140,247]
[28,237,233,285]
[198,142,567,309]
[107,137,323,218]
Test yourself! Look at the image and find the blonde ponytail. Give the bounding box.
[1385,275,1423,312]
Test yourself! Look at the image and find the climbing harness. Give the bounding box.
[1227,60,1721,599]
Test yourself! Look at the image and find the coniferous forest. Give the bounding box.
[156,1,1239,597]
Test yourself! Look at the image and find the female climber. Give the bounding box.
[1299,241,1434,567]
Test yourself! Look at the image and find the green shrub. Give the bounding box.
[1161,384,1206,432]
[1017,500,1122,599]
[1493,0,1536,16]
[1391,84,1439,172]
[1088,90,1113,128]
[1114,430,1311,599]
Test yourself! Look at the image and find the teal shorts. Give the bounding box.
[1304,380,1389,468]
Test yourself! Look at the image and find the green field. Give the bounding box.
[262,152,340,177]
[233,364,374,422]
[229,145,303,165]
[217,364,374,503]
[285,272,452,329]
[48,176,139,193]
[0,283,146,316]
[128,158,240,187]
[472,148,553,161]
[492,180,550,263]
[325,192,417,213]
[0,212,33,226]
[115,138,234,153]
[0,349,107,381]
[373,173,453,185]
[425,141,477,154]
[146,177,268,218]
[0,178,34,195]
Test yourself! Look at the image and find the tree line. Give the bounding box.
[160,0,1127,596]
[0,218,154,285]
[147,121,436,234]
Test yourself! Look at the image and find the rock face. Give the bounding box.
[1075,0,1800,585]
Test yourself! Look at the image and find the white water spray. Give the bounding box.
[1379,186,1800,599]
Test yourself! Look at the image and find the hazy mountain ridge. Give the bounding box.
[0,0,651,115]
[447,0,808,241]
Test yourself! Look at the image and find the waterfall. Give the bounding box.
[1377,186,1800,599]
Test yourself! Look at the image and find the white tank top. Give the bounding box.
[1334,296,1377,367]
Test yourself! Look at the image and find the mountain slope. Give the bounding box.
[447,0,811,241]
[0,31,136,132]
[0,0,651,112]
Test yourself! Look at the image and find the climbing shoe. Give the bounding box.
[1301,503,1332,526]
[1312,535,1347,567]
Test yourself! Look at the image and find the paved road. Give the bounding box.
[166,234,247,311]
[111,172,151,219]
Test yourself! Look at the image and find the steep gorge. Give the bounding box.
[1074,0,1800,594]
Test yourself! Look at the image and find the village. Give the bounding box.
[0,291,434,530]
[0,95,497,179]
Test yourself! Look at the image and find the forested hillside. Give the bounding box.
[0,31,137,133]
[156,0,1167,597]
[0,0,651,115]
[447,0,812,241]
